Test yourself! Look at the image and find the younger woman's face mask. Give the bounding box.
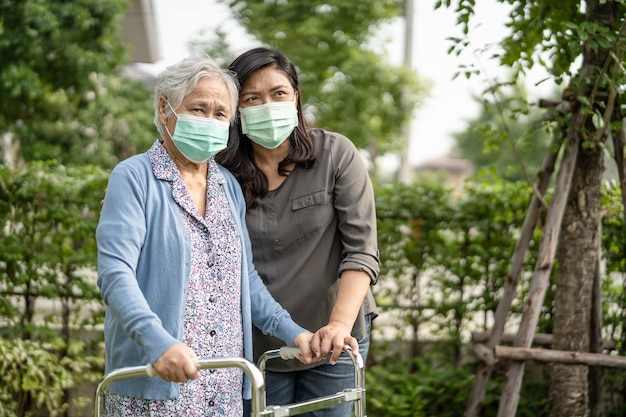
[166,102,230,163]
[239,100,298,149]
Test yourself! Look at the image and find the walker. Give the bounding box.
[94,346,366,416]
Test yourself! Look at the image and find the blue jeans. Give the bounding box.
[246,314,371,417]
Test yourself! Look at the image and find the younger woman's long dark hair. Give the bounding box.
[215,47,317,209]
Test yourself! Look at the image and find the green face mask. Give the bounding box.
[166,102,230,163]
[239,101,298,149]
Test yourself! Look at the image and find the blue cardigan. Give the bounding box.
[96,147,305,400]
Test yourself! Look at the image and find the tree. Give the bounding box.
[12,72,157,168]
[212,0,426,174]
[438,0,626,416]
[452,81,554,183]
[0,0,156,168]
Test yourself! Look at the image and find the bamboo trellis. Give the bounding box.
[464,100,626,417]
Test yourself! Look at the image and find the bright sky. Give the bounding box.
[145,0,554,167]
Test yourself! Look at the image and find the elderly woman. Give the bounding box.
[96,55,315,416]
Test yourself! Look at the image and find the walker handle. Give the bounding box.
[277,345,358,361]
[145,360,201,378]
[146,363,157,378]
[278,346,303,360]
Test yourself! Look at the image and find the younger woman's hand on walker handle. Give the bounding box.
[311,321,359,365]
[147,343,200,382]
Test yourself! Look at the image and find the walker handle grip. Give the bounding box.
[146,363,157,378]
[145,360,201,378]
[278,344,357,360]
[278,346,302,360]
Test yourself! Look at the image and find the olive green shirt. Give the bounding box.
[247,128,380,371]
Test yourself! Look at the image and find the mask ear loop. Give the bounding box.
[163,123,174,140]
[162,100,179,140]
[166,101,177,116]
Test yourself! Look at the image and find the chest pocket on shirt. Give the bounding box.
[291,189,334,236]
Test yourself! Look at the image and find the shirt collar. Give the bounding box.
[148,140,177,181]
[147,139,227,185]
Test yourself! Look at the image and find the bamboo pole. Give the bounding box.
[463,134,562,417]
[494,345,626,369]
[496,123,581,417]
[471,332,615,350]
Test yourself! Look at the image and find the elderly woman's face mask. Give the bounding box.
[166,101,230,163]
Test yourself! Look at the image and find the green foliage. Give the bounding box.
[0,161,109,415]
[601,181,626,274]
[452,82,556,182]
[0,0,128,127]
[374,180,453,359]
[15,74,156,168]
[310,48,422,158]
[215,0,426,161]
[438,0,599,80]
[374,176,542,363]
[366,355,476,417]
[438,1,626,91]
[430,177,537,344]
[371,175,626,415]
[366,352,549,417]
[600,182,626,354]
[376,180,452,275]
[0,0,155,168]
[0,337,102,417]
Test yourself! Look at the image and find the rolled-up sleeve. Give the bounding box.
[331,134,380,284]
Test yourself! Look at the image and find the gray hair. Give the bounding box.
[153,55,239,137]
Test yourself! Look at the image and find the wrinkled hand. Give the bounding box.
[311,321,359,365]
[292,331,317,364]
[153,343,200,382]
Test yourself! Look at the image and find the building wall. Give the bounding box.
[120,0,159,63]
